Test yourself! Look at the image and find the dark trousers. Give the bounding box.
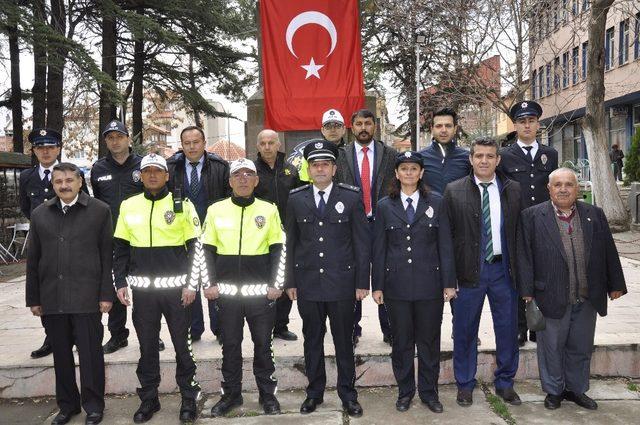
[453,261,519,391]
[131,289,200,401]
[40,316,50,346]
[42,313,105,415]
[298,298,357,403]
[190,290,219,338]
[274,292,293,332]
[217,296,277,396]
[536,300,597,396]
[386,299,444,401]
[107,296,129,339]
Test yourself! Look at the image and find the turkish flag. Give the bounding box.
[260,0,364,131]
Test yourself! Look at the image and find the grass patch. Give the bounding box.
[480,383,516,425]
[627,382,639,392]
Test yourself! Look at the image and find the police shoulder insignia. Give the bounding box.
[255,215,266,229]
[164,210,176,224]
[193,217,200,227]
[338,183,360,192]
[541,153,548,165]
[290,184,311,194]
[426,206,434,218]
[284,168,291,176]
[132,170,141,182]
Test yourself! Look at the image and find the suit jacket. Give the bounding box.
[498,142,558,209]
[443,172,521,288]
[26,192,114,314]
[372,192,456,300]
[284,183,370,301]
[335,140,398,216]
[517,201,627,319]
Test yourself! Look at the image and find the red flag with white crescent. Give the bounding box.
[260,0,365,131]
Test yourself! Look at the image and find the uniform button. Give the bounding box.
[44,188,49,192]
[406,236,411,241]
[531,196,535,201]
[515,168,519,171]
[319,237,324,242]
[531,185,535,189]
[319,268,324,273]
[530,173,534,177]
[407,247,411,252]
[406,224,410,228]
[407,259,412,263]
[58,274,63,279]
[319,252,324,257]
[319,221,323,226]
[44,198,48,201]
[303,219,307,222]
[429,224,432,227]
[338,219,342,223]
[59,236,64,242]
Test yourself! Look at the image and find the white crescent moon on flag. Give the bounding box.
[285,11,337,59]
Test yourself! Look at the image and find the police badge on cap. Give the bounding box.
[395,151,423,168]
[303,139,338,162]
[29,128,62,146]
[509,100,543,121]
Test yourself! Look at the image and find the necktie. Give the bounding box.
[42,169,50,185]
[480,182,494,263]
[189,162,200,195]
[317,190,326,215]
[524,146,534,164]
[62,205,69,214]
[361,146,372,215]
[406,198,415,223]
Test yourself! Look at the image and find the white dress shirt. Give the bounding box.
[400,190,419,211]
[39,160,59,181]
[60,194,79,212]
[313,183,333,208]
[355,142,375,187]
[517,140,538,161]
[474,175,502,255]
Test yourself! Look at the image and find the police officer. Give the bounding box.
[201,158,284,417]
[91,120,167,354]
[285,141,370,418]
[498,100,558,346]
[254,129,302,341]
[298,108,347,183]
[372,151,456,413]
[19,128,88,359]
[113,154,200,424]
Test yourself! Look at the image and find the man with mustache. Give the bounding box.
[335,109,397,345]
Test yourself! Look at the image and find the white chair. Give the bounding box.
[6,222,29,259]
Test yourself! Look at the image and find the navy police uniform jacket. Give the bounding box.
[372,193,456,300]
[284,183,370,302]
[19,166,88,220]
[498,142,558,208]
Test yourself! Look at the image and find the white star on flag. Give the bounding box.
[301,57,324,79]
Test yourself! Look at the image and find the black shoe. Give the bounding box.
[133,399,161,423]
[31,341,52,359]
[353,335,360,346]
[422,399,443,413]
[158,338,165,351]
[517,332,527,347]
[179,397,197,423]
[191,334,201,342]
[383,333,392,345]
[85,412,103,425]
[342,400,363,417]
[563,391,597,410]
[300,397,323,414]
[259,394,281,415]
[456,389,473,406]
[544,394,562,410]
[496,387,522,406]
[210,394,243,417]
[396,396,412,412]
[274,329,298,341]
[51,409,80,425]
[103,336,128,354]
[529,331,537,342]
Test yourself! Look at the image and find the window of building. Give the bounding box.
[608,106,627,148]
[554,3,560,30]
[538,66,544,98]
[554,56,561,91]
[532,70,538,99]
[582,0,590,13]
[546,63,552,95]
[620,19,629,65]
[572,46,579,84]
[634,13,639,60]
[605,27,614,71]
[633,104,640,131]
[562,51,570,88]
[562,0,568,24]
[572,0,578,16]
[582,41,588,80]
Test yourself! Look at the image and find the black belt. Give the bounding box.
[485,254,502,264]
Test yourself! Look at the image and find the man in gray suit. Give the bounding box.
[518,168,627,411]
[335,109,397,345]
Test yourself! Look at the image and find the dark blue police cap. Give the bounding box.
[395,151,423,168]
[303,139,339,162]
[28,128,61,146]
[509,100,543,121]
[102,120,129,137]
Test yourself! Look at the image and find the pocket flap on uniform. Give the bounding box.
[329,215,349,224]
[296,216,315,223]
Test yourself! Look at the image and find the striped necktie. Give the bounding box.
[189,161,200,195]
[480,182,494,263]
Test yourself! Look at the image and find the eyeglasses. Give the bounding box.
[323,122,344,130]
[231,172,256,179]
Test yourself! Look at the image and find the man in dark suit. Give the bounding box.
[443,138,522,407]
[498,100,558,346]
[26,162,113,425]
[19,128,88,359]
[285,141,370,417]
[518,168,626,411]
[335,108,397,344]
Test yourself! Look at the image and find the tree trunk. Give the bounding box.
[131,10,145,147]
[188,54,202,128]
[7,8,23,153]
[99,2,118,158]
[46,0,67,133]
[32,0,47,129]
[581,0,628,231]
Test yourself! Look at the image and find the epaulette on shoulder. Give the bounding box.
[290,184,311,194]
[337,182,360,192]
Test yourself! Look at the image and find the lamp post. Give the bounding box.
[415,34,426,150]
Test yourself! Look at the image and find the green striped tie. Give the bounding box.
[480,182,494,263]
